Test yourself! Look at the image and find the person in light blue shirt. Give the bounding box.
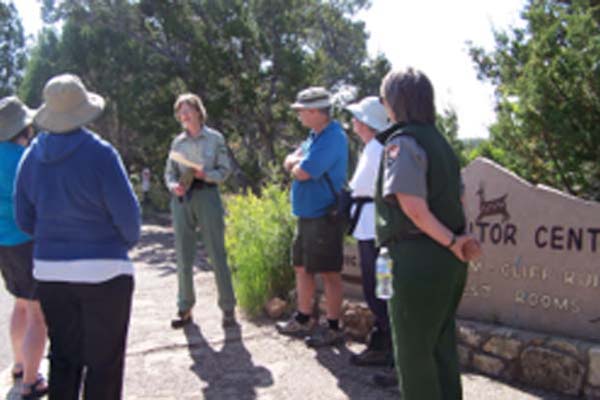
[276,87,349,348]
[0,96,48,399]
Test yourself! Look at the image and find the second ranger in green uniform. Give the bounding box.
[376,68,474,400]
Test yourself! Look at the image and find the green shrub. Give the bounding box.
[145,186,171,212]
[130,172,171,215]
[225,183,295,316]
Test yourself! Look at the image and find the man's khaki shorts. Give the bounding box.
[292,215,344,273]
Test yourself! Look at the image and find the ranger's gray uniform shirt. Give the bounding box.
[383,136,428,201]
[164,126,232,188]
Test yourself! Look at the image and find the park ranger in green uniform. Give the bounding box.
[164,93,236,329]
[375,68,474,400]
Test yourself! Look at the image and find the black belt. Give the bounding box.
[178,179,217,203]
[189,179,217,190]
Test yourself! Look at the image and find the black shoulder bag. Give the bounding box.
[323,173,372,235]
[323,173,351,225]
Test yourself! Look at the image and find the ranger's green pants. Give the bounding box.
[171,187,236,313]
[388,239,467,400]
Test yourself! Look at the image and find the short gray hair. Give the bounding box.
[380,68,435,124]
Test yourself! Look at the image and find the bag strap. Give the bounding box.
[347,197,373,235]
[323,172,338,197]
[347,202,361,236]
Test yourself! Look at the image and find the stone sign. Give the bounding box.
[459,157,600,342]
[342,244,363,299]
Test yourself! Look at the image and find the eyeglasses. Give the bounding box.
[378,95,384,104]
[176,108,194,116]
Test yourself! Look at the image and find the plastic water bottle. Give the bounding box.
[376,248,393,300]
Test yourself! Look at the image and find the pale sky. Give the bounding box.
[15,0,527,139]
[358,0,527,139]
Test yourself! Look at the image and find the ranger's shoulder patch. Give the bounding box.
[386,143,400,159]
[385,142,401,167]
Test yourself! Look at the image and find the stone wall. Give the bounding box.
[457,319,600,399]
[277,294,600,398]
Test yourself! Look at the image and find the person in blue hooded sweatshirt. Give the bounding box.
[14,74,141,400]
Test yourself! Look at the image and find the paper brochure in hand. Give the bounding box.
[169,151,203,171]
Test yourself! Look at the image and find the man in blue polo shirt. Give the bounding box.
[276,87,348,347]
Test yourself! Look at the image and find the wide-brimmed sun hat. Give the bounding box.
[291,86,332,110]
[345,96,390,132]
[35,73,105,133]
[0,96,35,142]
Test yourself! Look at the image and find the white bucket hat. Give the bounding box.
[0,96,35,142]
[345,96,390,132]
[291,86,332,110]
[34,73,105,133]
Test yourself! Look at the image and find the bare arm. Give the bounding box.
[291,165,311,181]
[284,146,311,181]
[283,147,303,172]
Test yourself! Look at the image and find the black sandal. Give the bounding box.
[11,365,23,382]
[21,375,48,399]
[171,310,192,329]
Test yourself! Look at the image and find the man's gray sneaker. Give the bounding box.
[305,327,345,348]
[276,317,315,337]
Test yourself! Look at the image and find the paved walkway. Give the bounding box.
[0,224,575,399]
